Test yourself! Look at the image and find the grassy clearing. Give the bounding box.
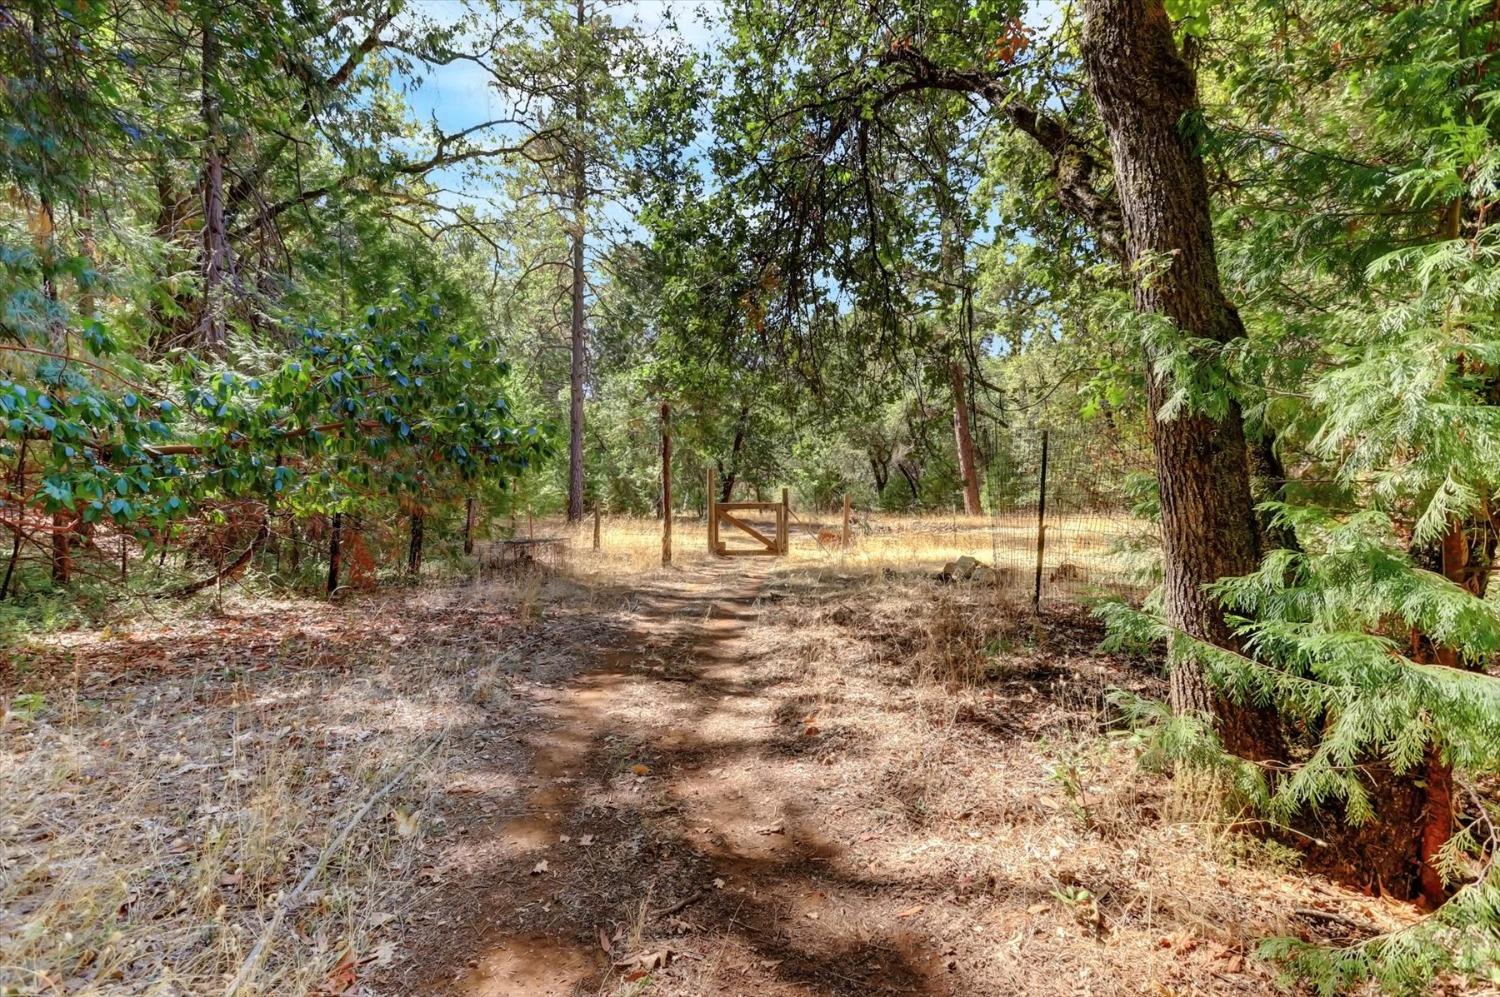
[549,508,1152,600]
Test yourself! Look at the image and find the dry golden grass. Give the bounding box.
[0,652,441,994]
[0,569,632,996]
[529,508,1151,599]
[829,510,1154,598]
[699,567,1423,997]
[6,509,1308,997]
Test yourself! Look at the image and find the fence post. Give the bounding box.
[780,487,790,555]
[1033,429,1050,610]
[592,506,600,551]
[842,493,851,548]
[706,468,718,555]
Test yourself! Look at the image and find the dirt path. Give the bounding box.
[383,560,941,995]
[383,560,951,996]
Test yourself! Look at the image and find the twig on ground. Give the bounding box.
[658,890,705,917]
[1293,907,1370,931]
[224,738,441,996]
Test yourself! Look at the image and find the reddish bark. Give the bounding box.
[1419,747,1455,908]
[950,363,982,515]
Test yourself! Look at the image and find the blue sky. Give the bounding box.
[396,1,724,214]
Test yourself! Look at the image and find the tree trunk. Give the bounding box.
[36,195,73,587]
[950,362,982,515]
[718,403,751,503]
[197,16,233,351]
[869,451,891,494]
[565,0,587,522]
[897,460,921,501]
[49,512,72,586]
[326,512,342,595]
[1246,426,1299,553]
[288,517,302,571]
[1410,520,1473,905]
[1080,0,1277,760]
[463,497,476,556]
[1,438,27,600]
[661,402,672,567]
[408,511,424,579]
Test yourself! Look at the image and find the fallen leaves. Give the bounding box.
[391,808,420,838]
[615,947,673,981]
[311,951,358,995]
[366,940,397,968]
[530,859,549,875]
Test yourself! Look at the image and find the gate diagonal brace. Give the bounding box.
[717,510,776,550]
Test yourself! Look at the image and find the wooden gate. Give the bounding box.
[706,471,789,557]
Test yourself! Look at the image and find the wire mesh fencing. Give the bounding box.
[976,415,1158,607]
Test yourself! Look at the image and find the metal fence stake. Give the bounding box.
[1033,428,1049,611]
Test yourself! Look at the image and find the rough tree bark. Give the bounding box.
[1079,0,1277,759]
[716,403,751,502]
[326,512,342,595]
[660,401,672,567]
[197,14,233,351]
[1,439,27,600]
[950,362,982,515]
[407,510,424,579]
[565,0,587,522]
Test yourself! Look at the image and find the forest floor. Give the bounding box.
[1,517,1429,996]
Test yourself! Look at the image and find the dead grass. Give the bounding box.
[539,508,1151,605]
[683,565,1425,996]
[0,564,629,996]
[0,512,1425,996]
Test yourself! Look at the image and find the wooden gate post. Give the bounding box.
[779,488,790,554]
[706,468,718,555]
[661,401,672,567]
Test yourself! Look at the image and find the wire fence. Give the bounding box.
[976,415,1158,607]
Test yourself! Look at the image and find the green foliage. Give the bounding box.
[5,0,1500,989]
